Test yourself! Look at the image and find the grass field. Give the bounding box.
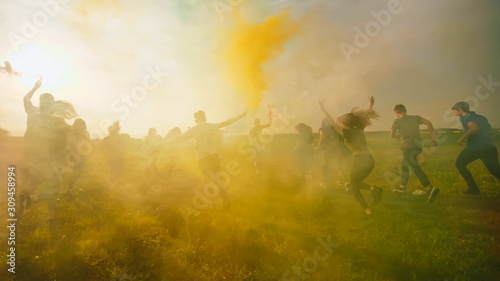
[1,132,500,281]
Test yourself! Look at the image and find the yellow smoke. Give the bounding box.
[74,0,122,40]
[220,10,299,109]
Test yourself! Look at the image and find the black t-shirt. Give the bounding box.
[392,115,423,147]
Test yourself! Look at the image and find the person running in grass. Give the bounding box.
[319,97,383,216]
[390,104,439,203]
[248,110,272,175]
[317,117,350,189]
[294,123,315,183]
[20,78,76,220]
[181,110,247,178]
[66,118,90,195]
[452,101,500,194]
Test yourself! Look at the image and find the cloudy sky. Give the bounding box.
[1,0,499,138]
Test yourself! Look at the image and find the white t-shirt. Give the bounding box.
[183,123,221,160]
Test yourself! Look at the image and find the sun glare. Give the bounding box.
[7,45,74,88]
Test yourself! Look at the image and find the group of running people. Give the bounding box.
[18,78,500,219]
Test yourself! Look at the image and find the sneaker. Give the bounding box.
[413,190,427,196]
[372,186,383,204]
[426,187,432,196]
[428,187,440,203]
[345,183,351,193]
[393,186,407,193]
[462,188,480,195]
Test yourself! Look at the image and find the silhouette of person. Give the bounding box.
[390,104,439,203]
[317,117,350,189]
[153,127,184,176]
[20,78,76,220]
[319,97,383,215]
[141,127,162,156]
[452,101,500,194]
[248,110,272,174]
[66,118,90,195]
[294,123,314,183]
[181,110,246,178]
[103,121,126,180]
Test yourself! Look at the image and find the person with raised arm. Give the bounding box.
[20,78,76,220]
[181,110,247,178]
[319,97,383,216]
[317,117,350,189]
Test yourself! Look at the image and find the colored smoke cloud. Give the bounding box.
[219,9,299,109]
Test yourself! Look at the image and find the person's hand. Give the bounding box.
[457,138,465,146]
[431,139,438,146]
[368,96,375,108]
[34,78,42,89]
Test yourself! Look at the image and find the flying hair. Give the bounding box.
[339,107,379,129]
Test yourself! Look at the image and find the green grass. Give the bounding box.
[1,133,500,280]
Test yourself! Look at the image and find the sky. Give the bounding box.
[1,0,500,138]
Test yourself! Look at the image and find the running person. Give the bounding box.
[294,123,314,183]
[319,97,383,215]
[67,118,90,195]
[248,111,272,175]
[390,104,439,203]
[452,101,500,194]
[20,78,76,220]
[317,117,350,189]
[181,110,247,178]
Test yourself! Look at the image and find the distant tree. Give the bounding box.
[0,127,11,137]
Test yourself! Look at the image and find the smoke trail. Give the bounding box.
[219,9,299,109]
[0,61,22,76]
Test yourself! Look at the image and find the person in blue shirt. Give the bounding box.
[452,101,500,194]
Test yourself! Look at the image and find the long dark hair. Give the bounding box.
[338,107,379,129]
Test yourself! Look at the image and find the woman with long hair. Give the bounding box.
[20,78,76,220]
[319,97,383,215]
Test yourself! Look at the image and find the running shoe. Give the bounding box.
[428,187,440,203]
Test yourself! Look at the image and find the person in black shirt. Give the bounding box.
[390,104,439,203]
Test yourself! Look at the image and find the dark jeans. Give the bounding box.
[351,152,374,210]
[456,146,500,190]
[400,146,431,187]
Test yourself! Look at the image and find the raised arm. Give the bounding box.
[217,110,247,129]
[318,101,343,136]
[421,117,437,146]
[262,110,273,128]
[457,121,479,146]
[316,129,325,150]
[368,96,374,110]
[24,78,42,104]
